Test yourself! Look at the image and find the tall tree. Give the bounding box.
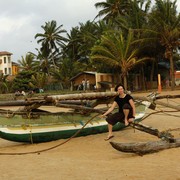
[35,20,67,68]
[94,0,130,22]
[18,53,36,71]
[148,0,180,90]
[0,73,9,93]
[91,30,152,89]
[29,72,48,90]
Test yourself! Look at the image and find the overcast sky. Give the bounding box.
[0,0,179,62]
[0,0,100,61]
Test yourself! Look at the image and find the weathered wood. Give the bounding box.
[46,92,117,101]
[0,99,45,106]
[133,96,180,111]
[154,100,180,111]
[130,122,159,136]
[0,100,29,106]
[130,122,175,142]
[0,92,179,112]
[110,138,180,155]
[57,100,88,105]
[156,94,180,99]
[56,103,105,114]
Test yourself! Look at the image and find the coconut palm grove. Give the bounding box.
[3,0,180,94]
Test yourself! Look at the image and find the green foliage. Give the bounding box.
[29,72,48,89]
[91,30,152,89]
[18,53,36,71]
[12,71,34,91]
[35,20,68,69]
[22,0,179,91]
[0,74,9,93]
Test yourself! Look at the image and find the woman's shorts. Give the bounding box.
[106,104,133,125]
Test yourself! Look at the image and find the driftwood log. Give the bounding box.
[130,122,175,142]
[109,121,179,155]
[110,138,180,155]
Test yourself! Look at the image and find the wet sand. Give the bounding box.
[0,90,179,180]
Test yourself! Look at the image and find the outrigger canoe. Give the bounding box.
[0,103,147,143]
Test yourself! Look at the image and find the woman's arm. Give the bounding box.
[100,101,117,118]
[129,99,136,117]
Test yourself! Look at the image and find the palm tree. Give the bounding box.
[29,72,48,90]
[63,26,81,61]
[18,53,36,71]
[35,20,68,68]
[148,0,180,90]
[63,20,109,72]
[0,73,9,93]
[91,30,152,89]
[30,48,54,75]
[94,0,130,22]
[115,0,151,32]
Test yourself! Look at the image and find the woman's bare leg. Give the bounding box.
[107,123,113,137]
[104,123,114,140]
[123,109,130,126]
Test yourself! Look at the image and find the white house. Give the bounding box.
[0,51,12,75]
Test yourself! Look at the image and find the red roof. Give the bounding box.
[0,51,13,55]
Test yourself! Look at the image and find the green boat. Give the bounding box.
[0,103,147,143]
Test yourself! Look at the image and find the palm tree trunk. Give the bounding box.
[169,54,175,90]
[141,66,146,90]
[150,61,155,88]
[123,75,128,90]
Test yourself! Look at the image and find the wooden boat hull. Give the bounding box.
[0,111,145,143]
[0,121,118,143]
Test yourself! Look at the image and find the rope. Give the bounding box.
[141,109,180,120]
[0,113,100,156]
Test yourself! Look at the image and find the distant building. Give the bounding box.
[11,61,20,75]
[70,71,118,91]
[0,51,12,75]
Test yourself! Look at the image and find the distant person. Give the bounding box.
[39,88,44,93]
[82,79,86,90]
[15,90,20,96]
[21,91,26,96]
[100,84,135,141]
[86,79,90,90]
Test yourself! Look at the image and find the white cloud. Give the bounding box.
[0,0,99,61]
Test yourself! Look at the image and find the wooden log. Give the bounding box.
[110,138,180,155]
[130,122,175,142]
[133,96,180,111]
[156,94,180,99]
[56,103,105,114]
[154,100,180,111]
[0,99,45,106]
[57,100,88,105]
[0,100,28,106]
[46,92,117,101]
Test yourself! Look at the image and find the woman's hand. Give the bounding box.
[99,114,106,118]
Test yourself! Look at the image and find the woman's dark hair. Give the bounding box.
[115,83,125,91]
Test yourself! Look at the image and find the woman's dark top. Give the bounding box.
[114,94,133,113]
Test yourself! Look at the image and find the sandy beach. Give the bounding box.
[0,90,179,180]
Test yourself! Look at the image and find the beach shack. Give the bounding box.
[70,71,117,91]
[175,71,180,86]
